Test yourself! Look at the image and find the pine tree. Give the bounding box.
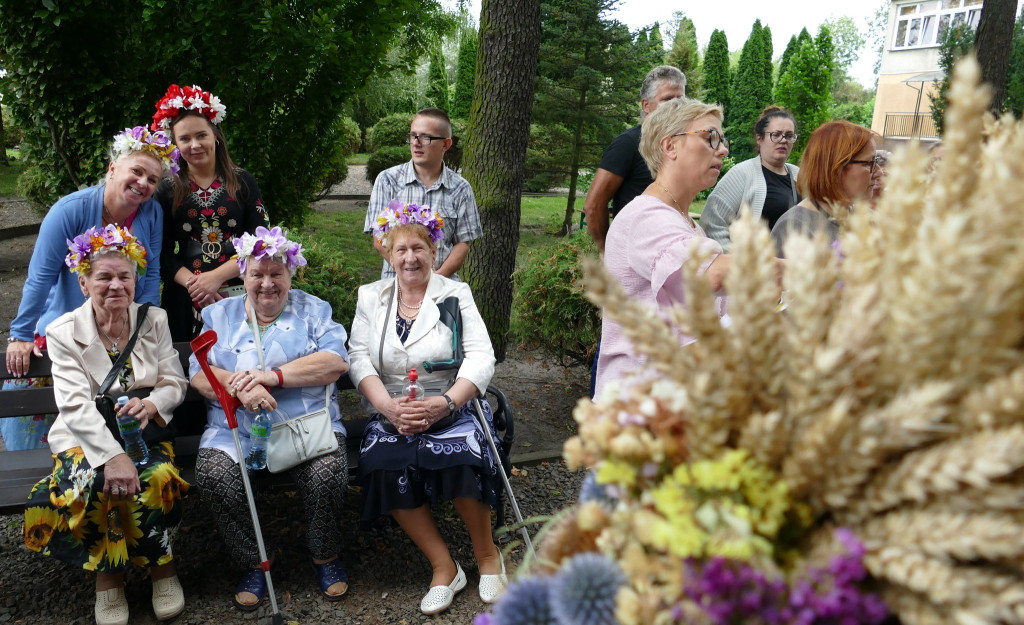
[666,14,702,95]
[775,26,834,161]
[1005,9,1024,116]
[648,22,665,65]
[729,20,772,161]
[777,35,799,89]
[760,25,774,93]
[701,29,730,114]
[426,43,451,111]
[451,27,478,119]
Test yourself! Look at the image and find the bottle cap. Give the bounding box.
[117,395,129,405]
[409,368,418,381]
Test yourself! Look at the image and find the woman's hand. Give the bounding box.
[394,396,451,436]
[186,272,226,306]
[229,369,278,395]
[235,383,278,413]
[116,397,158,430]
[5,339,42,378]
[103,453,141,500]
[706,253,731,292]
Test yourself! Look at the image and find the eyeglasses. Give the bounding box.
[407,133,447,146]
[847,159,877,174]
[767,131,799,144]
[671,128,729,151]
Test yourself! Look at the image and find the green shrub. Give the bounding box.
[1,104,23,149]
[512,231,600,364]
[365,146,410,182]
[338,117,362,157]
[290,235,362,328]
[444,117,466,172]
[368,113,414,152]
[524,123,572,192]
[696,155,737,201]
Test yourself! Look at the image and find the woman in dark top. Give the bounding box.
[151,84,270,342]
[701,106,801,252]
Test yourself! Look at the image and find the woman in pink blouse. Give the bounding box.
[594,98,732,396]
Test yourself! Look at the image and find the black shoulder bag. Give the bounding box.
[94,304,175,446]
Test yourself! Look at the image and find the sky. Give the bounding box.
[454,0,885,87]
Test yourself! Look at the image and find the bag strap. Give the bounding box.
[96,303,152,398]
[377,280,395,376]
[247,298,331,411]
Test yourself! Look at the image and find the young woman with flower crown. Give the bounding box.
[24,225,189,625]
[3,127,178,451]
[151,84,270,342]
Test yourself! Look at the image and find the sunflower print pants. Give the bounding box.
[24,442,190,573]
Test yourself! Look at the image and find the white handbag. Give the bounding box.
[247,302,338,473]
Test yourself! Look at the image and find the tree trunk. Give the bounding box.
[976,0,1016,112]
[0,109,7,166]
[460,0,542,362]
[558,93,588,237]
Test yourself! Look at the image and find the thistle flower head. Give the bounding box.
[550,553,626,625]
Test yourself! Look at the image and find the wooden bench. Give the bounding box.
[0,342,516,517]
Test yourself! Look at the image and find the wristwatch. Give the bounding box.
[443,393,457,415]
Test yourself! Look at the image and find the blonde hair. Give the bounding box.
[639,98,724,178]
[384,223,438,255]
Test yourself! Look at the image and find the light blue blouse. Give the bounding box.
[188,290,349,462]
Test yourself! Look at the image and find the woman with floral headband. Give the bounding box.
[24,225,189,625]
[4,126,177,451]
[188,226,351,611]
[348,201,505,615]
[152,83,270,342]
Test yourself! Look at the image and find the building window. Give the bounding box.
[893,0,982,49]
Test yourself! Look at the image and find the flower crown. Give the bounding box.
[65,225,147,276]
[111,126,181,176]
[151,83,228,132]
[373,200,445,247]
[232,226,307,274]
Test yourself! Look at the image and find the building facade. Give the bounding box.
[870,0,983,144]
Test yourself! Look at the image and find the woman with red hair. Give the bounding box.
[771,120,880,257]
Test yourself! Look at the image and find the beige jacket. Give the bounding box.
[348,273,495,398]
[45,301,187,468]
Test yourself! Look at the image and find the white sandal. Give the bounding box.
[478,551,508,603]
[419,562,467,615]
[152,574,185,621]
[95,587,129,625]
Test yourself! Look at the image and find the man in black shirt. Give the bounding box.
[583,65,687,252]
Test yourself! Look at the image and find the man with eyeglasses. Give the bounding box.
[583,65,686,253]
[363,108,482,280]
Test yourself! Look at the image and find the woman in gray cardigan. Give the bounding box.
[701,106,800,252]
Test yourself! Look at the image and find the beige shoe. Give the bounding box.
[95,587,129,625]
[152,574,185,621]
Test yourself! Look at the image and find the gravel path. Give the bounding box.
[0,461,584,624]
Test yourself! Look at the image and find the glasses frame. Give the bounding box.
[670,128,729,151]
[767,131,799,144]
[407,133,448,146]
[847,159,877,174]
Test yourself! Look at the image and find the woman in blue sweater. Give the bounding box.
[3,126,178,450]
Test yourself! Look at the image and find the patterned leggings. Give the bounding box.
[195,432,349,569]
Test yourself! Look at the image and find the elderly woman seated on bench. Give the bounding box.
[24,226,188,625]
[187,226,351,611]
[348,202,506,616]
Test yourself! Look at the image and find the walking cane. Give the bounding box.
[425,298,536,557]
[192,330,285,625]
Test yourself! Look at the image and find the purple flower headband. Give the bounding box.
[65,224,148,276]
[232,226,307,274]
[110,126,181,175]
[373,199,445,247]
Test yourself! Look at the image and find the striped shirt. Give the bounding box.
[364,161,482,280]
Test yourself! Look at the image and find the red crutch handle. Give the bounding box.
[190,330,241,430]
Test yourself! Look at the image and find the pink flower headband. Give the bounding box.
[373,200,445,247]
[232,226,307,274]
[151,83,227,132]
[65,225,148,276]
[111,126,180,175]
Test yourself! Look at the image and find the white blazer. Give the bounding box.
[44,301,187,468]
[348,273,495,398]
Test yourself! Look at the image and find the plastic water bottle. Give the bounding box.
[116,395,149,466]
[403,368,425,400]
[245,408,272,471]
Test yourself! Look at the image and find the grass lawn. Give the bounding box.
[0,149,25,196]
[345,153,369,166]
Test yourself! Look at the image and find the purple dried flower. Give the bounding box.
[492,578,558,625]
[550,553,625,625]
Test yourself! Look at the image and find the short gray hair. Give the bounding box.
[639,98,723,179]
[640,65,687,105]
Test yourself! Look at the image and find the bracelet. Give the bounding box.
[272,367,284,387]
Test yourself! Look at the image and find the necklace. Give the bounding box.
[397,284,423,316]
[657,182,695,226]
[99,314,129,356]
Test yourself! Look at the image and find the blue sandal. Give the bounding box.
[312,558,349,601]
[233,567,268,612]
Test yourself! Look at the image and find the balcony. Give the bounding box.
[883,113,939,140]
